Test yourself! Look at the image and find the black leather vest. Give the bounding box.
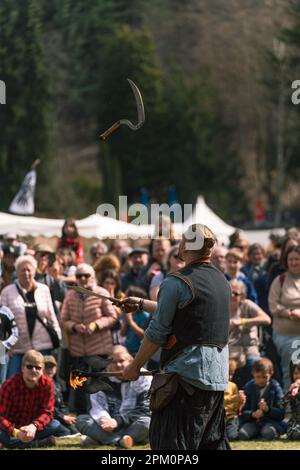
[160,262,231,367]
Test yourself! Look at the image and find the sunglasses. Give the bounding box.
[25,364,43,371]
[45,363,56,369]
[232,292,242,297]
[76,273,91,279]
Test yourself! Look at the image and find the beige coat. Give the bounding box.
[268,272,300,336]
[60,286,119,357]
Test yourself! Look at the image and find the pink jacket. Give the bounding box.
[60,286,119,357]
[0,282,62,354]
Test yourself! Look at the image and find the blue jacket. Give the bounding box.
[240,378,286,433]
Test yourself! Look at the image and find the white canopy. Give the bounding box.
[173,196,285,246]
[0,196,285,246]
[173,195,235,244]
[0,211,152,239]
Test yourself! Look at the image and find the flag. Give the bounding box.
[8,160,40,215]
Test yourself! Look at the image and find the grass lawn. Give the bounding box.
[20,436,300,451]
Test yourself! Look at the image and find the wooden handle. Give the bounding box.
[91,370,155,377]
[100,121,121,140]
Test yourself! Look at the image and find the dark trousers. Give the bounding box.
[225,417,239,441]
[150,383,231,450]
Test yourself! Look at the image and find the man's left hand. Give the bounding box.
[122,363,141,381]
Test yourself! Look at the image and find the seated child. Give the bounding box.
[239,358,286,440]
[281,361,300,440]
[43,355,79,437]
[224,359,246,440]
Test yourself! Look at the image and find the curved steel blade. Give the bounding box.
[119,78,145,130]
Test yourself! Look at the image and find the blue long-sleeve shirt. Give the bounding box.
[145,275,228,391]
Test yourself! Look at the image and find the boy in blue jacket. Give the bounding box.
[239,358,286,440]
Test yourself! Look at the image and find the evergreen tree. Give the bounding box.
[0,0,52,211]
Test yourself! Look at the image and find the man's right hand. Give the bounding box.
[122,362,141,381]
[119,297,141,313]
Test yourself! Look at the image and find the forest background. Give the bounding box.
[1,0,300,228]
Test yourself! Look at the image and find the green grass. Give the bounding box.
[21,436,300,451]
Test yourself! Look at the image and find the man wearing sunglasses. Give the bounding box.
[0,349,60,448]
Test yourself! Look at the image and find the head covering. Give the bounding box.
[3,232,17,240]
[2,244,20,257]
[34,243,54,253]
[183,224,216,256]
[129,247,149,257]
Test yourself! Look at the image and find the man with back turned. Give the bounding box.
[121,224,231,450]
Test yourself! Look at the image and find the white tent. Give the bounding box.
[0,211,152,239]
[0,196,285,246]
[173,195,236,244]
[173,196,285,246]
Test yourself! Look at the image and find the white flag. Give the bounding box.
[8,168,37,215]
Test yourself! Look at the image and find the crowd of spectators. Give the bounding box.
[1,220,300,447]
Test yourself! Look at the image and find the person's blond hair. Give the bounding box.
[22,350,45,368]
[112,345,133,361]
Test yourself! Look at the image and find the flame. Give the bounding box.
[70,371,88,390]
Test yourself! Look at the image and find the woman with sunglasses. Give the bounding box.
[229,279,271,388]
[60,263,119,414]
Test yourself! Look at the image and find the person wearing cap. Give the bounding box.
[1,233,27,256]
[120,247,149,292]
[0,244,20,291]
[61,263,119,414]
[43,355,79,437]
[121,224,231,450]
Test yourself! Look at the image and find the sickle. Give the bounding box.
[100,78,145,140]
